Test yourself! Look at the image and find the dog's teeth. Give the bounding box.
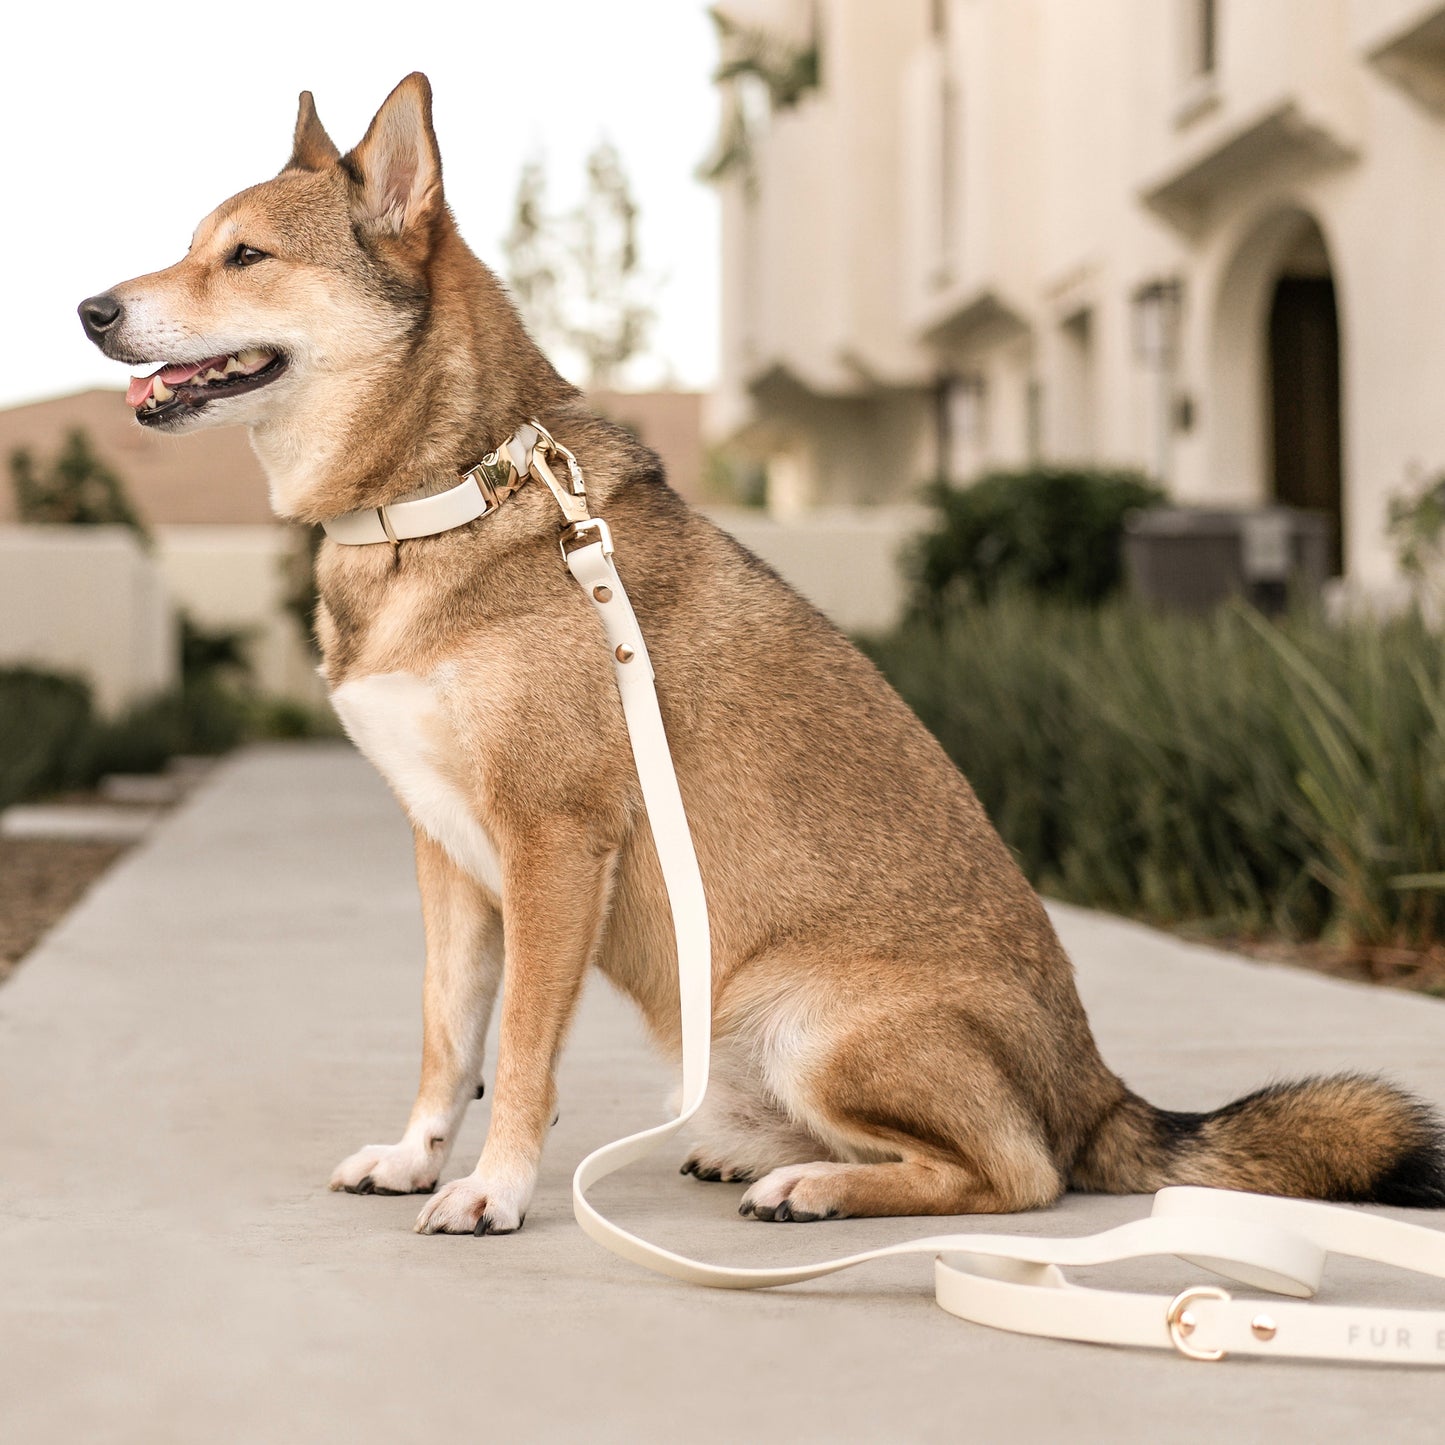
[236,348,269,368]
[223,356,244,375]
[143,396,158,410]
[152,379,173,402]
[204,368,226,382]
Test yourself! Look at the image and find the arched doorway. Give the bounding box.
[1211,208,1345,574]
[1267,228,1343,573]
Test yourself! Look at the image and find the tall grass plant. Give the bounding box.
[864,596,1445,951]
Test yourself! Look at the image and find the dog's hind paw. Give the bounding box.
[414,1170,529,1236]
[330,1140,438,1196]
[680,1152,757,1184]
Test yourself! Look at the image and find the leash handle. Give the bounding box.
[562,531,1445,1365]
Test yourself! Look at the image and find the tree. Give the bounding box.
[502,157,563,359]
[502,142,656,389]
[10,429,150,544]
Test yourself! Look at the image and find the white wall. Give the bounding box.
[0,526,177,714]
[0,524,324,714]
[707,505,929,632]
[154,526,324,705]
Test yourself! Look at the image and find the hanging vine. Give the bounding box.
[697,6,822,192]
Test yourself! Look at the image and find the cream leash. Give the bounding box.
[564,528,1445,1367]
[323,424,1445,1365]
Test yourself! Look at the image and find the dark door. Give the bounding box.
[1268,276,1343,573]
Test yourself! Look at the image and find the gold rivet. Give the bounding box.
[615,644,634,663]
[1251,1314,1277,1341]
[593,585,612,603]
[1177,1310,1197,1337]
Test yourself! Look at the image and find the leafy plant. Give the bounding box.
[0,665,337,809]
[0,669,94,809]
[86,682,252,777]
[702,445,767,508]
[10,429,151,544]
[280,524,324,660]
[1388,474,1445,613]
[180,613,255,685]
[697,7,822,190]
[907,468,1164,617]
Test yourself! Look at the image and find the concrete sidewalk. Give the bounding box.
[4,744,1445,1443]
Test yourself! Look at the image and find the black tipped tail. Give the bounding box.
[1070,1073,1445,1207]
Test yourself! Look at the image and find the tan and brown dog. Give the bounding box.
[79,74,1444,1235]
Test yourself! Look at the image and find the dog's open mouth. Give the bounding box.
[128,348,288,424]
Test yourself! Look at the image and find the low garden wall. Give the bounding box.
[0,526,176,714]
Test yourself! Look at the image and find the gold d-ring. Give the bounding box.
[1166,1285,1230,1361]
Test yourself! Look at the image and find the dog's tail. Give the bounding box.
[1069,1073,1445,1206]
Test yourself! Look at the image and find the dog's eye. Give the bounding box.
[227,245,269,268]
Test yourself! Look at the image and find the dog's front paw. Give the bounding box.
[330,1141,438,1196]
[739,1163,846,1222]
[413,1171,528,1236]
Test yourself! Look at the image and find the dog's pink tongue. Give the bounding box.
[159,355,226,385]
[127,354,231,410]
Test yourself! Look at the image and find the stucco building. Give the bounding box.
[713,0,1445,584]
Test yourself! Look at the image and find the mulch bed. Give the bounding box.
[1186,931,1445,999]
[0,839,131,981]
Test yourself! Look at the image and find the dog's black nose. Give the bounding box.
[78,294,123,341]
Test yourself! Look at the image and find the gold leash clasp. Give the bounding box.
[528,418,591,529]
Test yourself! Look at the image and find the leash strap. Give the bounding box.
[563,529,1445,1366]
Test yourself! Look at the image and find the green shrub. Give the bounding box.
[85,681,251,778]
[0,668,96,809]
[863,596,1445,951]
[907,468,1164,617]
[179,614,255,685]
[1,665,335,809]
[249,696,343,740]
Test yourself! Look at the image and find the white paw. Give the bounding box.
[329,1140,438,1196]
[413,1170,530,1236]
[739,1162,848,1222]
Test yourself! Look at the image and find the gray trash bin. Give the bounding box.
[1123,506,1333,614]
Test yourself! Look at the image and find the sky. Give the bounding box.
[2,0,723,409]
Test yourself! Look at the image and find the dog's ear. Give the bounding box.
[287,91,340,172]
[344,72,443,238]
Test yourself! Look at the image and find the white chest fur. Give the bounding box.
[330,671,504,897]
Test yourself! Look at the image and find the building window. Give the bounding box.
[939,67,957,275]
[1026,378,1044,464]
[1056,308,1096,461]
[937,373,987,483]
[1184,0,1218,81]
[1131,278,1186,487]
[929,3,960,289]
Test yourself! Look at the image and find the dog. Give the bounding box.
[78,73,1445,1236]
